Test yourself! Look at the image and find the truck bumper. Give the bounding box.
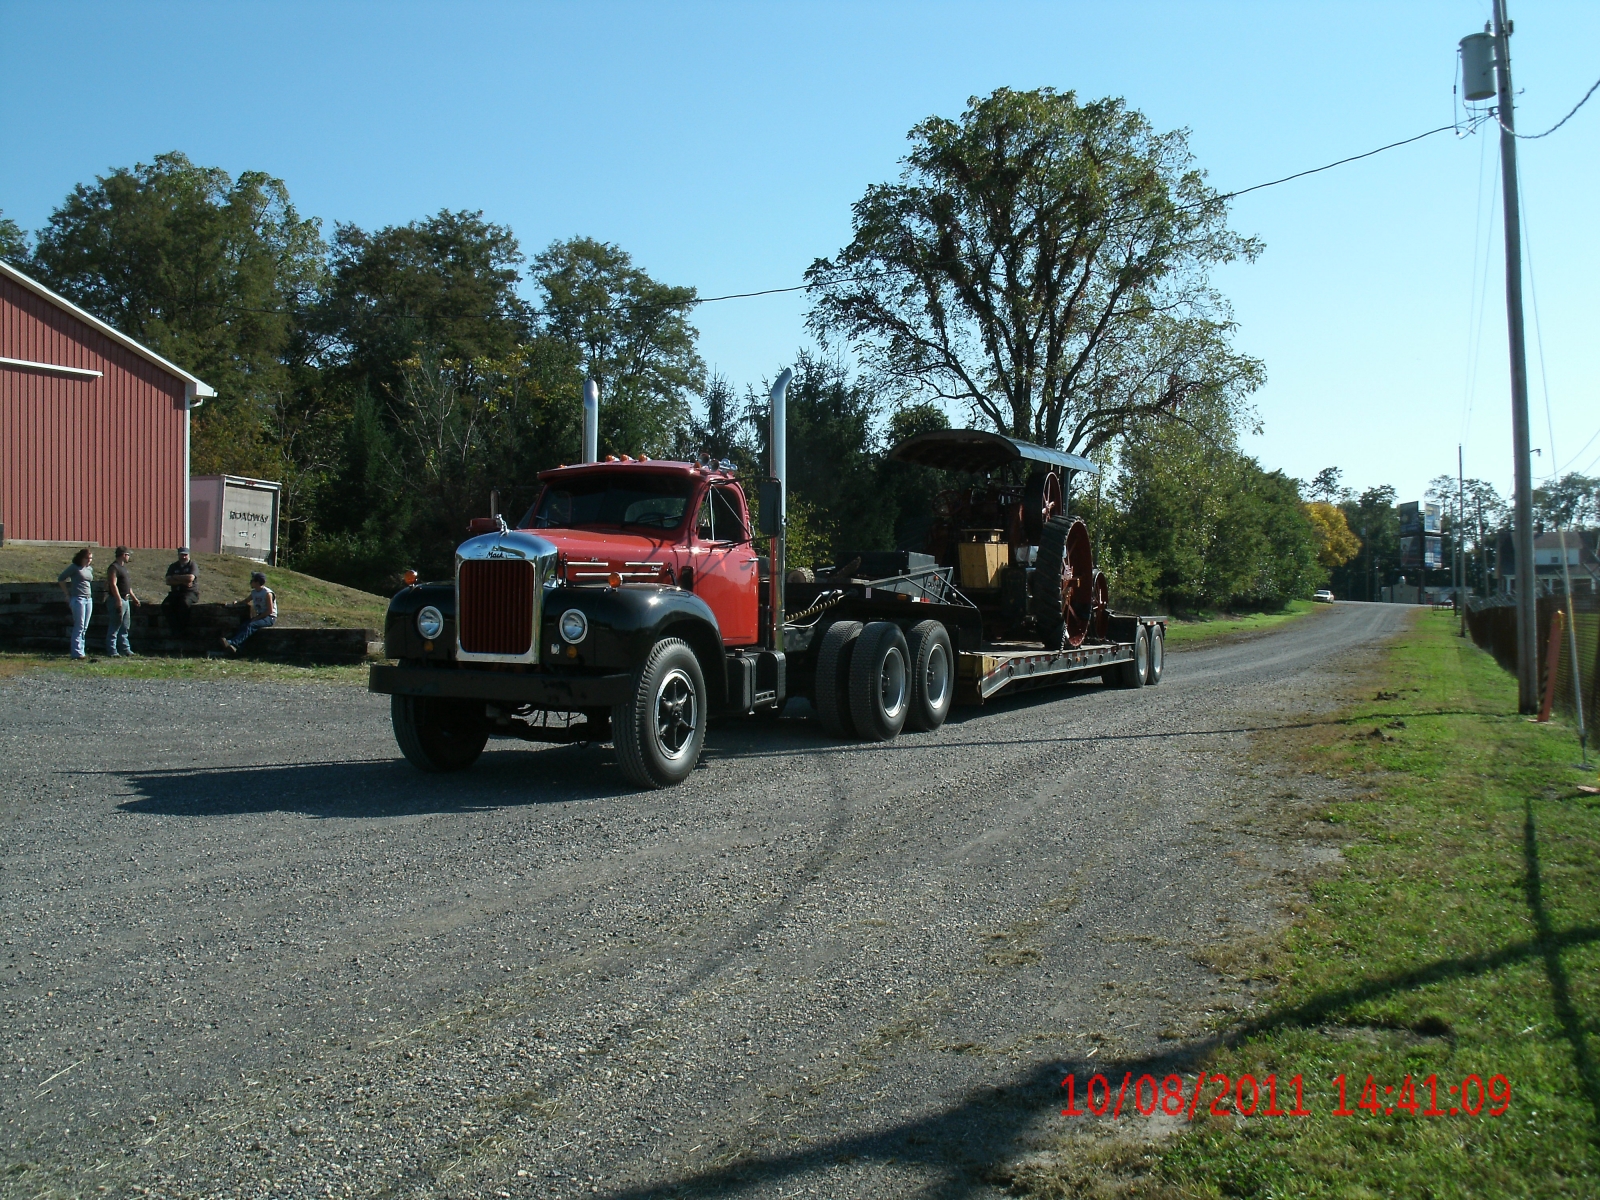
[368,664,633,709]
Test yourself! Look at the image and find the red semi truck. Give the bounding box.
[369,371,1166,788]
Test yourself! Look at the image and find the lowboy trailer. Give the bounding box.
[369,370,1168,788]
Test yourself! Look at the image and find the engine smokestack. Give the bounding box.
[582,379,599,464]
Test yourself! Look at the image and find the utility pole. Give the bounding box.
[1492,0,1539,711]
[1458,445,1466,635]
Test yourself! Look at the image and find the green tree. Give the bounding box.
[1532,472,1598,531]
[30,152,326,476]
[531,237,703,458]
[321,209,530,398]
[0,210,26,264]
[1101,406,1319,611]
[1331,485,1399,602]
[806,87,1263,454]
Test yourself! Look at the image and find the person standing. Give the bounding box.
[220,572,276,653]
[56,548,94,660]
[163,547,199,637]
[104,546,140,656]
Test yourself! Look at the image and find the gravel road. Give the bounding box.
[1,602,1411,1199]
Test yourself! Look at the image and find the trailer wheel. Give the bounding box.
[849,622,911,741]
[905,619,953,731]
[391,695,489,772]
[812,620,863,737]
[612,637,706,789]
[1109,625,1147,689]
[1145,624,1164,685]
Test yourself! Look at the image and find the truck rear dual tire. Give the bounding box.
[613,637,707,789]
[813,620,863,737]
[849,622,911,741]
[1106,625,1149,689]
[905,619,953,732]
[1146,624,1164,685]
[391,695,490,772]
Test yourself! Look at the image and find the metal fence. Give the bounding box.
[1465,593,1598,741]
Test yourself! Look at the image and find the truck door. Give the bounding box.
[691,484,760,645]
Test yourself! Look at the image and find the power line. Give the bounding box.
[1493,73,1600,140]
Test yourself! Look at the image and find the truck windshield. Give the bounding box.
[527,473,695,532]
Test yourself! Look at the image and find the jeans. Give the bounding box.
[106,598,132,655]
[226,614,275,649]
[67,596,92,658]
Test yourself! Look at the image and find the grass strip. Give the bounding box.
[1162,599,1320,647]
[1148,610,1600,1197]
[0,650,368,686]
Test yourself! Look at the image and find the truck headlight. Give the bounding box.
[558,608,589,644]
[416,606,445,640]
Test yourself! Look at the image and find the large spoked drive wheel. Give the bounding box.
[849,621,911,741]
[613,637,707,789]
[905,619,953,732]
[391,695,489,772]
[1110,625,1148,689]
[813,620,863,738]
[1145,623,1164,685]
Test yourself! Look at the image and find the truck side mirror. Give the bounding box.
[757,479,783,537]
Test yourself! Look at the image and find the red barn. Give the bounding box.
[0,259,215,551]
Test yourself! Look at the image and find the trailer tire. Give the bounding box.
[813,620,863,738]
[1145,624,1164,685]
[1110,626,1147,689]
[905,619,953,731]
[612,637,706,789]
[849,622,911,741]
[391,694,489,772]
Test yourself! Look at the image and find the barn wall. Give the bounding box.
[0,274,187,549]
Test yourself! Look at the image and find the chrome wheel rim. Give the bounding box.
[924,642,950,710]
[880,646,908,719]
[654,667,698,760]
[1136,634,1149,679]
[1149,631,1163,676]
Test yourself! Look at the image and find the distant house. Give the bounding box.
[0,259,214,550]
[1495,528,1600,596]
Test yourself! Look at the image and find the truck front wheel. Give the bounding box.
[613,637,707,789]
[391,695,489,772]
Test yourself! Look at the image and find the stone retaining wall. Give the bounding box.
[0,583,380,664]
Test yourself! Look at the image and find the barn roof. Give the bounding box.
[0,259,216,399]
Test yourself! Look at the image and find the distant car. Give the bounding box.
[1313,589,1335,603]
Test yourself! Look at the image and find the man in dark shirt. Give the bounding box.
[163,547,200,636]
[104,546,140,656]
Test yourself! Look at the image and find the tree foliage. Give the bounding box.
[1101,405,1320,610]
[1303,501,1361,569]
[806,87,1263,454]
[0,210,26,264]
[531,237,703,458]
[30,152,326,476]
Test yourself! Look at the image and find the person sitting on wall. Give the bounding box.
[163,547,199,635]
[220,572,276,654]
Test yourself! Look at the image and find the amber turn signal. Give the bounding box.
[607,572,622,589]
[402,569,419,586]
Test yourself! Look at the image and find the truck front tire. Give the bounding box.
[905,619,953,731]
[813,620,863,738]
[391,694,489,772]
[849,622,911,741]
[613,637,707,789]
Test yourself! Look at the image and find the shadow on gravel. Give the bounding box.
[102,742,640,817]
[596,1047,1208,1200]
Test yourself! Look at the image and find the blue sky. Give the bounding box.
[4,1,1597,506]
